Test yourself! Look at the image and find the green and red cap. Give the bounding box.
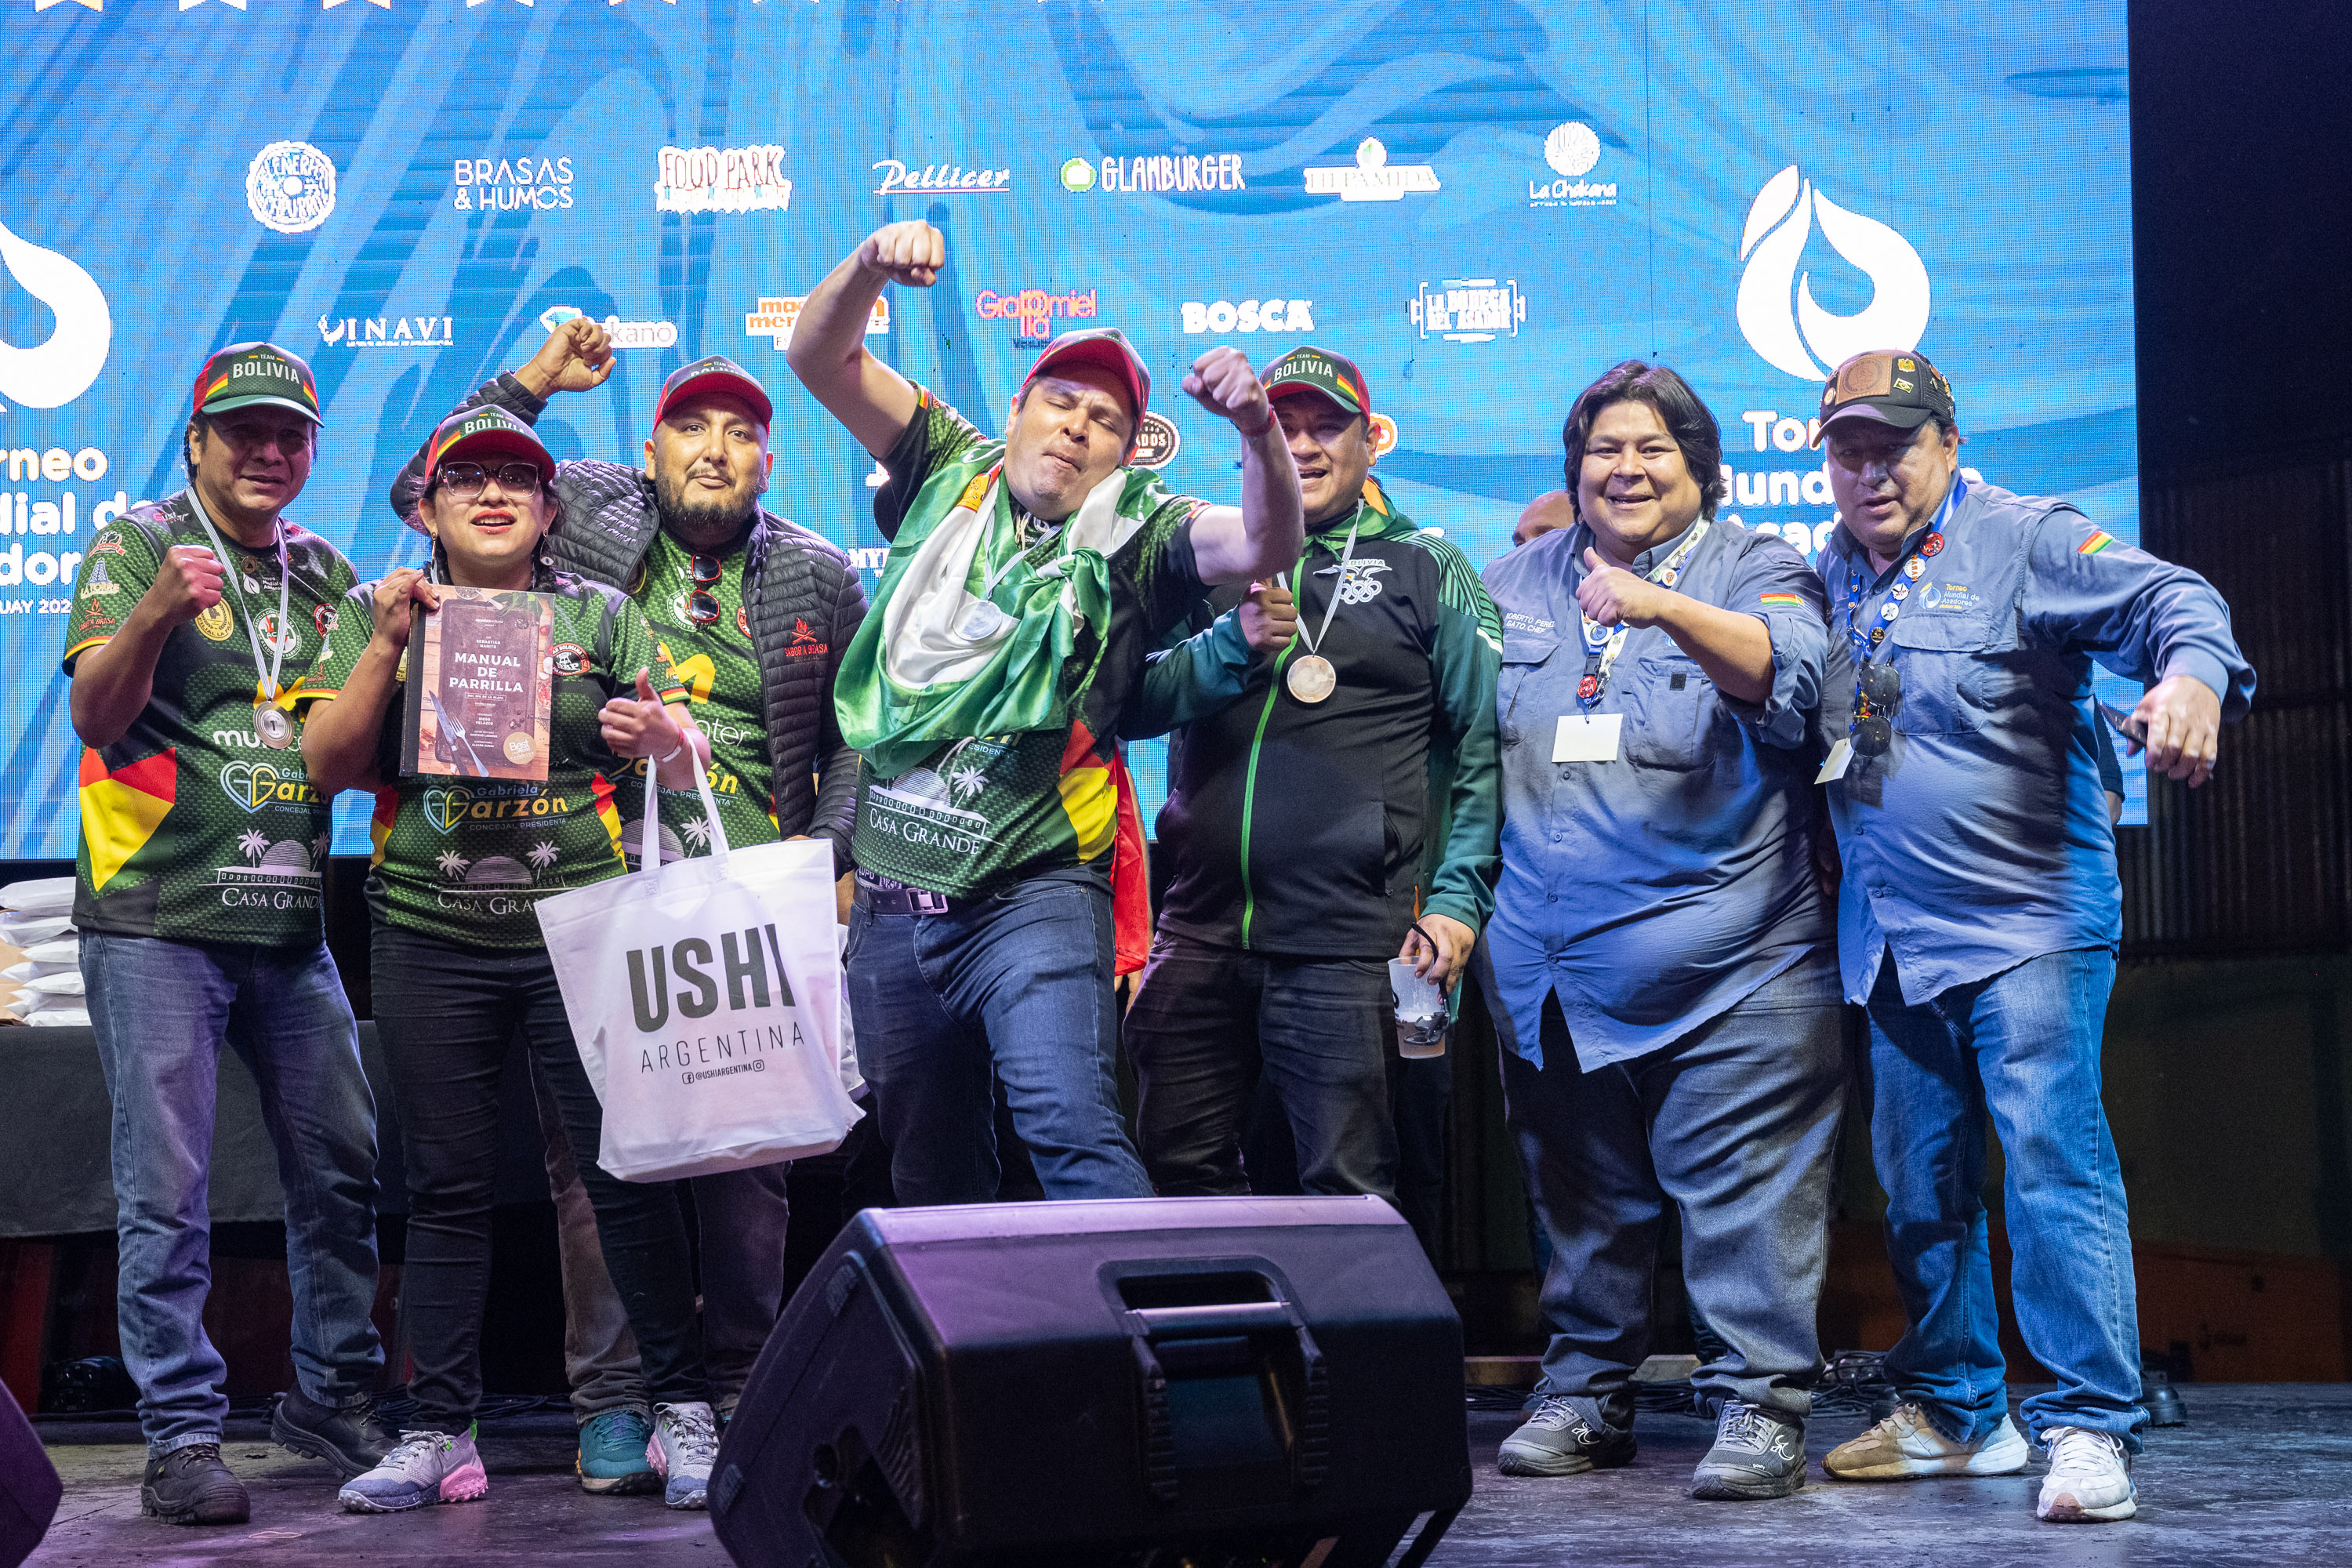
[655,355,772,428]
[194,342,323,426]
[425,407,555,485]
[1261,344,1370,423]
[1023,327,1151,426]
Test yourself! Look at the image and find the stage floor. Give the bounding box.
[24,1385,2352,1566]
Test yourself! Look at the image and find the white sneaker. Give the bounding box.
[2036,1426,2136,1522]
[337,1428,488,1512]
[1823,1403,2029,1480]
[648,1401,721,1510]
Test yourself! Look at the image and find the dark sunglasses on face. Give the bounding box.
[437,462,544,499]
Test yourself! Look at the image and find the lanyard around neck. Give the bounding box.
[185,488,291,704]
[1279,503,1364,658]
[1842,473,1966,671]
[1576,517,1709,709]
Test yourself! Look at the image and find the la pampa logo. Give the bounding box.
[1530,122,1617,209]
[1735,165,1929,381]
[655,147,789,215]
[247,141,336,234]
[0,219,111,411]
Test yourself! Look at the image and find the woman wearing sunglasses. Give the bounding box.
[1475,361,1842,1501]
[299,408,728,1515]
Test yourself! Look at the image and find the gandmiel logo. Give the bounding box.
[1735,165,1929,381]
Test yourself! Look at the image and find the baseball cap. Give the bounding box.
[194,342,323,426]
[1261,344,1371,423]
[425,406,555,485]
[1022,327,1151,427]
[655,355,773,428]
[1813,350,1956,444]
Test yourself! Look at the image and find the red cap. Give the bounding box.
[655,355,773,428]
[1022,327,1151,428]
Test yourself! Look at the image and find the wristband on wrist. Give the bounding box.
[1239,408,1276,440]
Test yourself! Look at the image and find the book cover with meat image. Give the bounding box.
[401,587,557,782]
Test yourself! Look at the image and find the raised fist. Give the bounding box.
[858,221,945,288]
[1182,346,1272,434]
[519,316,615,397]
[144,544,226,627]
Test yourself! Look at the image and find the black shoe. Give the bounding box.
[1690,1400,1807,1500]
[272,1387,400,1479]
[1497,1396,1639,1477]
[141,1443,251,1526]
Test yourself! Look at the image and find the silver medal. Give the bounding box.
[255,704,293,749]
[1286,653,1337,704]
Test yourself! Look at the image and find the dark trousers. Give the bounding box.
[1504,950,1846,1425]
[1127,931,1398,1202]
[371,923,709,1430]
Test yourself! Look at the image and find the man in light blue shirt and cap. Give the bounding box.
[1809,349,2253,1525]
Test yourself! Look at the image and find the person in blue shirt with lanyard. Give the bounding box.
[1807,350,2253,1524]
[1478,361,1840,1501]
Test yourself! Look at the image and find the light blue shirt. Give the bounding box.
[1478,520,1831,1070]
[1817,478,2256,1005]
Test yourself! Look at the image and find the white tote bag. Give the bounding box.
[535,760,862,1181]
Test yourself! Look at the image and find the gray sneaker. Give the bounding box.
[1691,1400,1806,1500]
[1497,1396,1637,1477]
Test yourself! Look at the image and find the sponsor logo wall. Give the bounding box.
[0,2,2138,851]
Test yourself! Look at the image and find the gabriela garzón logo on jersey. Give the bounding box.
[1409,279,1526,343]
[655,147,789,214]
[247,141,336,234]
[1735,165,1929,381]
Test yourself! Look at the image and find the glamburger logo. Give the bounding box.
[1129,412,1180,470]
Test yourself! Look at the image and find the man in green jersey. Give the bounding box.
[788,219,1304,1204]
[64,343,394,1526]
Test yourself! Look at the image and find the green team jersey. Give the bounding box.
[300,572,686,948]
[607,529,782,862]
[62,494,356,945]
[850,387,1210,896]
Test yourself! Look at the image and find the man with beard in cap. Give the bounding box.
[388,322,862,1488]
[786,219,1303,1206]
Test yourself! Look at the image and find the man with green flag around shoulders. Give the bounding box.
[786,219,1305,1205]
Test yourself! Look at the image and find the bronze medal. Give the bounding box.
[1286,653,1337,704]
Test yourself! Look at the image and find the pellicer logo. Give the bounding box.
[246,141,337,234]
[873,159,1009,196]
[1735,165,1929,382]
[1129,412,1180,470]
[0,219,111,411]
[1304,138,1439,202]
[541,307,677,350]
[974,287,1098,345]
[1530,122,1617,209]
[655,146,789,215]
[743,297,890,352]
[1409,278,1525,343]
[1180,299,1313,335]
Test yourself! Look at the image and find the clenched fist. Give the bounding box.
[1183,346,1274,435]
[368,568,440,655]
[858,221,945,288]
[517,316,615,398]
[1240,580,1298,655]
[142,545,227,628]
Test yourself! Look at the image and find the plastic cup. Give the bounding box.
[1387,959,1448,1059]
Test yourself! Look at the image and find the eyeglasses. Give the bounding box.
[437,462,543,499]
[684,553,723,626]
[1853,664,1901,757]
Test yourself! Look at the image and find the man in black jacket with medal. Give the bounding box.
[1119,346,1503,1211]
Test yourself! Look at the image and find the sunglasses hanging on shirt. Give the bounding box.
[681,552,724,626]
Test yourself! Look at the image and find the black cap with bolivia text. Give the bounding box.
[1261,344,1370,421]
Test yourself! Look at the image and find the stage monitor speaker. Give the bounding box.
[0,1379,60,1568]
[710,1195,1469,1568]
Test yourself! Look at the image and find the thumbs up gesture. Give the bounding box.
[600,667,709,787]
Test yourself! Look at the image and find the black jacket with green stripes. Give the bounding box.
[1121,487,1503,960]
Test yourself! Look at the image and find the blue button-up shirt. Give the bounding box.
[1479,520,1831,1069]
[1818,478,2256,1005]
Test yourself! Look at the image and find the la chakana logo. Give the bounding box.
[1734,165,1928,381]
[246,141,338,235]
[1544,122,1601,178]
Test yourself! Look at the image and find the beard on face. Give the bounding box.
[652,463,762,549]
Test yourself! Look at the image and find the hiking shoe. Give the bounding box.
[1496,1395,1637,1477]
[338,1427,489,1512]
[271,1387,399,1479]
[1824,1403,2028,1480]
[2035,1426,2136,1522]
[140,1443,249,1525]
[648,1401,721,1509]
[577,1407,660,1495]
[1690,1401,1806,1500]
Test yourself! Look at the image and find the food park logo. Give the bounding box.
[1735,164,1929,381]
[1530,122,1617,209]
[1065,154,1247,194]
[453,154,574,212]
[0,219,111,411]
[873,159,1010,196]
[1303,138,1439,202]
[743,297,890,352]
[655,146,789,214]
[1409,278,1526,343]
[1128,412,1180,470]
[318,314,455,350]
[1180,298,1313,336]
[541,307,677,350]
[246,141,336,234]
[974,286,1098,348]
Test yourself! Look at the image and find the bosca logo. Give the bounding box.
[627,927,796,1032]
[220,760,320,814]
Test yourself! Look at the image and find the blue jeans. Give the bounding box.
[845,877,1150,1205]
[1865,946,2147,1453]
[82,934,383,1456]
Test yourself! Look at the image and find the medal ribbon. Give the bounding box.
[1277,503,1364,660]
[1575,517,1710,710]
[1840,473,1967,727]
[185,487,291,712]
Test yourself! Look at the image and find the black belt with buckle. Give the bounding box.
[855,871,960,916]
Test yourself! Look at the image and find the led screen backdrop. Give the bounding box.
[0,0,2137,857]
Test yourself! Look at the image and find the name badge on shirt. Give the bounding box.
[1816,738,1855,783]
[1552,713,1623,763]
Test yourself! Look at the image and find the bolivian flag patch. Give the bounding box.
[1758,591,1806,609]
[2078,530,2117,555]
